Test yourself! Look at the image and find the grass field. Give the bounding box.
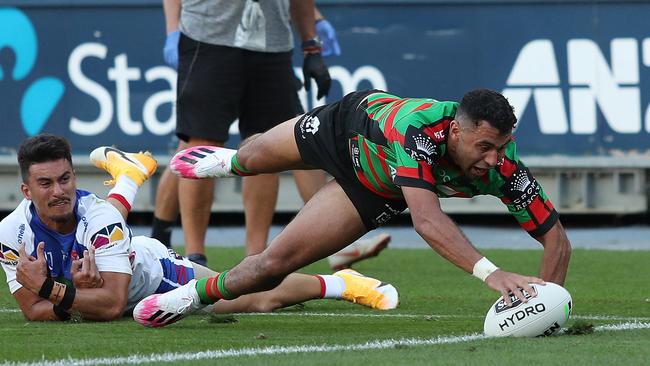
[1,247,649,365]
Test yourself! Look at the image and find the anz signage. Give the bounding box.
[504,38,650,135]
[1,2,649,155]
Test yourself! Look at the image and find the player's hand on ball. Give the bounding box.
[485,269,545,306]
[71,245,104,288]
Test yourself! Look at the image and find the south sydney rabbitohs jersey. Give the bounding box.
[0,190,172,311]
[348,92,558,237]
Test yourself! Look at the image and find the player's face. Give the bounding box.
[21,159,77,229]
[448,119,511,179]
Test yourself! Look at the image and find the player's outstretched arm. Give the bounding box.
[403,186,542,305]
[535,220,572,285]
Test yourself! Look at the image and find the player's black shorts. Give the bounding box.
[176,33,298,143]
[294,90,408,230]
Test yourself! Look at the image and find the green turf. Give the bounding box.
[0,248,648,365]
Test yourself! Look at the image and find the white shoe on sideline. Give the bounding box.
[328,233,391,270]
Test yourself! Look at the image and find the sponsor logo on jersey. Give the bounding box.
[0,243,20,265]
[16,224,25,246]
[350,138,363,172]
[374,203,403,226]
[70,248,79,261]
[404,126,439,165]
[501,167,540,211]
[494,286,536,314]
[299,115,320,139]
[90,222,124,249]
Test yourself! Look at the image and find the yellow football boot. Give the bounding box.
[90,146,157,186]
[334,269,399,310]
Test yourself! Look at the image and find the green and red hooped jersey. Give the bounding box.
[349,91,558,237]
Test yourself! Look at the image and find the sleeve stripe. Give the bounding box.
[498,158,517,178]
[529,196,551,224]
[396,166,421,180]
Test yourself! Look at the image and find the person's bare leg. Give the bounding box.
[293,168,388,270]
[212,273,321,313]
[150,152,182,247]
[243,173,279,255]
[154,168,181,223]
[180,138,224,257]
[235,116,314,173]
[293,170,328,202]
[223,180,367,296]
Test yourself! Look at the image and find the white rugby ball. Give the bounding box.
[483,282,572,337]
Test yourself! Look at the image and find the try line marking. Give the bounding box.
[1,307,649,322]
[1,321,649,366]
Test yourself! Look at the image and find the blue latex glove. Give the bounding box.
[316,19,341,57]
[163,30,180,69]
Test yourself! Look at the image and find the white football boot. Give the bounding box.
[133,279,205,327]
[169,146,239,179]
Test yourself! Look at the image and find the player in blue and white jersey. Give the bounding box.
[0,134,398,322]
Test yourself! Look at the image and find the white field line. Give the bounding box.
[2,307,650,322]
[230,312,650,322]
[1,321,649,366]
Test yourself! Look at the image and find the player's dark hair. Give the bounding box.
[456,89,517,135]
[18,134,73,182]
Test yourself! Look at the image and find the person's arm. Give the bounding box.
[314,7,341,57]
[13,272,129,321]
[13,288,59,321]
[163,0,181,34]
[290,0,317,42]
[535,220,571,285]
[162,0,181,68]
[403,186,543,305]
[15,242,130,321]
[290,0,331,100]
[492,146,570,285]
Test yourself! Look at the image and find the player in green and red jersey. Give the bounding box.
[134,89,572,328]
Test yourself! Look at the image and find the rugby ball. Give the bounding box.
[483,282,572,337]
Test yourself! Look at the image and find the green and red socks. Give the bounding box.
[195,271,236,304]
[231,155,256,176]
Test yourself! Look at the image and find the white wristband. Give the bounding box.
[472,257,499,282]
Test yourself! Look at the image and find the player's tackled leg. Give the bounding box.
[170,146,244,179]
[133,279,206,327]
[90,146,157,186]
[134,180,370,327]
[90,146,158,217]
[170,117,313,180]
[211,271,398,314]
